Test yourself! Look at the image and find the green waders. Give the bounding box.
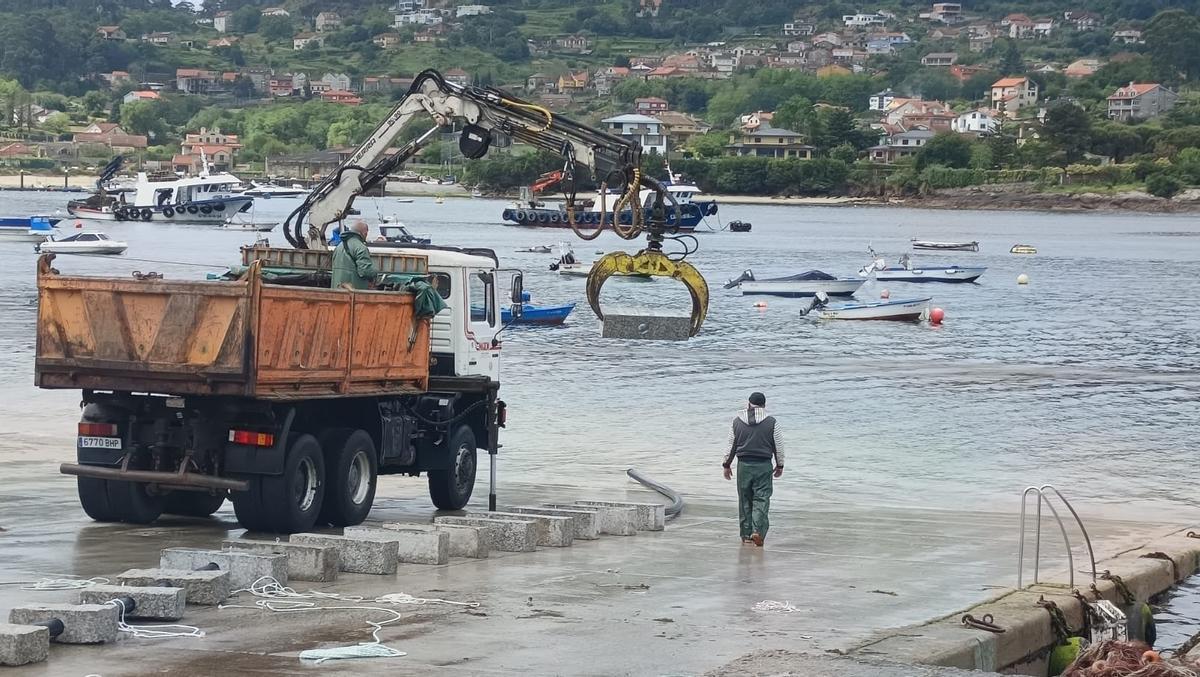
[737,459,773,539]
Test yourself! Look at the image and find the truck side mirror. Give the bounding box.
[510,272,524,320]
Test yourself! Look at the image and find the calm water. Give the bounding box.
[1,191,1198,521]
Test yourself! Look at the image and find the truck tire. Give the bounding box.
[163,491,226,517]
[428,425,476,510]
[233,434,325,533]
[317,428,378,527]
[78,477,119,522]
[106,477,163,524]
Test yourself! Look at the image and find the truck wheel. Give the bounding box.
[429,426,476,510]
[234,434,325,534]
[318,428,378,527]
[163,491,226,517]
[78,477,119,522]
[106,478,163,524]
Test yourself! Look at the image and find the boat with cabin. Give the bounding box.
[240,181,307,198]
[724,269,864,297]
[36,231,128,255]
[1010,244,1037,254]
[503,292,574,326]
[67,154,253,224]
[861,253,986,283]
[0,216,58,242]
[501,170,718,232]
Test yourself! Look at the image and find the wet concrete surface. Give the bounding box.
[1,456,1194,676]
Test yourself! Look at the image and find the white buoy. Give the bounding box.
[1017,273,1030,285]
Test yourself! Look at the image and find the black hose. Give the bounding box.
[626,468,683,519]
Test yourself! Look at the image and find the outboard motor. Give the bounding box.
[800,291,829,317]
[723,269,755,289]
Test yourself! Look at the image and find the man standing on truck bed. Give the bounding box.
[722,392,785,547]
[331,220,377,289]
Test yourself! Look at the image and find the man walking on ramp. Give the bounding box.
[722,392,784,546]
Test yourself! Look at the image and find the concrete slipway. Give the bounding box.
[1,454,1197,676]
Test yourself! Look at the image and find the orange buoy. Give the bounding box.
[930,307,945,325]
[880,288,890,299]
[753,301,768,309]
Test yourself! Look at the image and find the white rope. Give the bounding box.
[17,577,109,590]
[217,577,477,663]
[753,600,801,613]
[106,598,205,640]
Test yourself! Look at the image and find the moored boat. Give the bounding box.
[724,269,864,297]
[911,239,979,252]
[503,301,575,325]
[728,220,752,232]
[502,175,718,232]
[240,181,307,198]
[862,254,985,283]
[1010,244,1038,254]
[803,294,932,321]
[67,154,252,224]
[35,231,127,255]
[0,216,57,242]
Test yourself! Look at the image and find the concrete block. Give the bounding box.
[290,533,398,575]
[575,501,665,531]
[546,503,637,536]
[8,604,118,644]
[508,507,600,541]
[434,516,537,552]
[0,623,48,666]
[374,522,491,559]
[602,307,692,341]
[116,568,231,606]
[472,511,574,547]
[78,585,186,621]
[344,526,449,565]
[160,547,287,590]
[222,540,339,582]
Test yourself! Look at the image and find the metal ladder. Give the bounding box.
[1017,484,1097,589]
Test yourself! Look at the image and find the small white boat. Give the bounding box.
[0,216,57,242]
[803,294,931,321]
[240,181,307,198]
[549,246,650,280]
[393,198,415,204]
[862,254,985,283]
[912,239,979,252]
[1010,244,1037,254]
[36,231,127,255]
[724,269,863,297]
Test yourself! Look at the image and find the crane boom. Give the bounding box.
[281,69,709,337]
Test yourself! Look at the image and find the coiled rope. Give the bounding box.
[106,598,206,640]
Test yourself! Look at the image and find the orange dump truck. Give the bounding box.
[36,245,519,533]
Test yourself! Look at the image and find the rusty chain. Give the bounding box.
[961,613,1006,633]
[1099,570,1136,607]
[1037,597,1075,646]
[1071,588,1096,639]
[1140,551,1181,582]
[1187,531,1198,539]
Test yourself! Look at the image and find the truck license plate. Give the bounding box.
[80,437,122,449]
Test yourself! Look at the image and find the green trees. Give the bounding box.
[259,16,297,43]
[1041,102,1093,164]
[120,100,168,142]
[1145,10,1200,82]
[686,131,727,159]
[916,133,973,170]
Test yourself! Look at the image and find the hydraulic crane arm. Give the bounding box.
[281,69,709,336]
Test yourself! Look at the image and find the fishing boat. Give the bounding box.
[35,231,127,255]
[805,296,932,322]
[67,154,252,224]
[1010,244,1038,254]
[724,269,864,297]
[549,246,651,280]
[0,216,57,242]
[502,172,718,232]
[728,220,752,232]
[862,253,986,283]
[503,296,575,325]
[516,245,553,253]
[379,224,431,245]
[240,181,307,198]
[911,239,979,252]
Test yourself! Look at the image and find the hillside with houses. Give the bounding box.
[1,0,1200,200]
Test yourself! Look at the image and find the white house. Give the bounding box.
[601,114,667,155]
[456,4,492,18]
[293,33,325,50]
[869,89,895,111]
[395,9,442,26]
[1113,29,1143,44]
[951,109,999,134]
[783,22,815,36]
[843,12,887,27]
[710,53,738,73]
[320,72,351,91]
[213,11,232,33]
[991,77,1039,117]
[315,12,342,31]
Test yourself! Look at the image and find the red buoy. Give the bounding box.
[930,307,945,325]
[753,301,768,309]
[74,220,83,229]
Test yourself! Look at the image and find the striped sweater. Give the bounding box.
[723,405,785,467]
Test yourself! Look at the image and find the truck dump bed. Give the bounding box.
[35,250,432,399]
